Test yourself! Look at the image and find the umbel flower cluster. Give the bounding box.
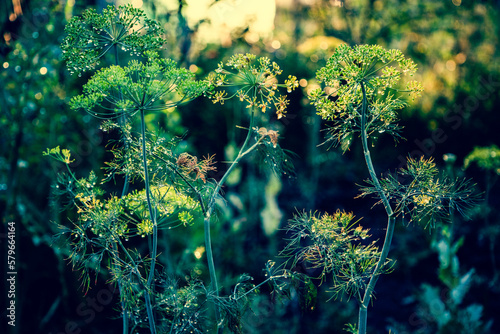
[62,4,165,75]
[281,210,387,301]
[309,44,423,151]
[207,53,298,119]
[69,51,208,118]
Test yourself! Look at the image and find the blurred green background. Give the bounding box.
[1,0,499,333]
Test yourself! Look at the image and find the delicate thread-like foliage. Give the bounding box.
[43,146,201,287]
[281,210,388,300]
[207,53,298,119]
[309,44,423,151]
[70,51,208,118]
[359,157,478,228]
[62,4,165,75]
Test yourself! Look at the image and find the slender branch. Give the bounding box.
[204,216,222,333]
[233,275,286,302]
[112,42,130,334]
[357,81,395,334]
[204,108,258,333]
[206,109,256,214]
[140,108,158,334]
[360,82,393,217]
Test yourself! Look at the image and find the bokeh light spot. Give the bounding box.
[446,60,456,71]
[456,52,466,64]
[194,246,205,259]
[189,64,198,73]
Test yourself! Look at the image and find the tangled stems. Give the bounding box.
[205,109,261,332]
[43,147,153,331]
[69,51,205,334]
[151,109,262,332]
[172,108,263,332]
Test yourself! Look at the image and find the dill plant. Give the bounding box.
[280,44,477,333]
[46,5,297,334]
[61,4,164,75]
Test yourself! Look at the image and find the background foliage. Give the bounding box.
[1,0,499,333]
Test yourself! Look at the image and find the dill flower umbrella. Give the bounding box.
[62,4,165,74]
[309,44,422,152]
[69,51,207,119]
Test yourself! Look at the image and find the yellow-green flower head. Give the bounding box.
[70,51,208,119]
[62,4,166,75]
[309,44,423,148]
[207,53,298,119]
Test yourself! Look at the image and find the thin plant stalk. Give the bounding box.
[156,108,262,332]
[206,109,257,213]
[357,82,395,334]
[140,107,158,334]
[113,42,130,334]
[205,108,258,333]
[204,216,222,333]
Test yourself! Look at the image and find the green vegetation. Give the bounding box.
[2,1,499,333]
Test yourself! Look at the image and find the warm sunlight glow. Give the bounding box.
[131,0,144,8]
[182,0,276,45]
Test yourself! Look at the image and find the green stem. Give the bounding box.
[359,82,393,217]
[207,110,256,213]
[152,155,221,332]
[140,108,158,334]
[357,82,395,334]
[112,243,129,334]
[204,108,258,333]
[233,275,285,302]
[114,42,130,334]
[204,216,222,333]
